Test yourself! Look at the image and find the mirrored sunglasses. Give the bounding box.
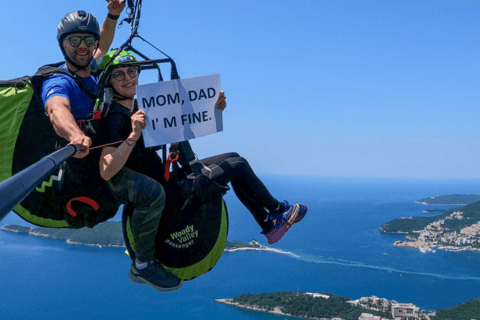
[67,35,97,47]
[111,67,139,81]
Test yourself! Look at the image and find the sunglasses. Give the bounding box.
[66,35,97,47]
[111,67,139,81]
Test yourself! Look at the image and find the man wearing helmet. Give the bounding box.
[41,1,125,158]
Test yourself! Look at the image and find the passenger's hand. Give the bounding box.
[215,91,227,111]
[130,110,147,141]
[107,0,126,16]
[70,135,92,158]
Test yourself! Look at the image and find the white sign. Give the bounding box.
[136,74,223,148]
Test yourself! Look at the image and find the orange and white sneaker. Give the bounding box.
[261,201,308,245]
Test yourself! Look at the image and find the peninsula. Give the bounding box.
[216,292,433,320]
[216,291,480,320]
[380,196,480,253]
[1,222,287,253]
[416,194,480,205]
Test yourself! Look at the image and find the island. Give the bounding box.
[380,198,480,253]
[1,222,289,254]
[416,194,480,205]
[216,292,480,320]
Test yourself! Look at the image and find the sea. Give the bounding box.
[2,176,480,320]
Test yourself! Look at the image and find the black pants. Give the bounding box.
[200,153,280,232]
[107,167,165,262]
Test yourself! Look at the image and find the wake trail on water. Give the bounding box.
[285,252,480,281]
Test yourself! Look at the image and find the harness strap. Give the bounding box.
[89,140,124,150]
[66,197,100,217]
[165,151,179,181]
[93,110,102,120]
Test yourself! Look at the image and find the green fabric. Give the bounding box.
[164,201,228,281]
[126,201,228,281]
[14,203,69,228]
[98,49,137,71]
[0,84,33,184]
[0,83,69,227]
[126,215,136,252]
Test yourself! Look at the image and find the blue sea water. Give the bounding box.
[2,176,480,319]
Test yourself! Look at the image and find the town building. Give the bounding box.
[391,303,420,320]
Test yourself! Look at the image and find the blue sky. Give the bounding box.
[2,0,480,178]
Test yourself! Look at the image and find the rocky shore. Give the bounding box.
[215,298,297,318]
[224,239,294,255]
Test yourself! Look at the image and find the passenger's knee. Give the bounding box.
[234,156,250,167]
[130,174,166,210]
[150,184,166,212]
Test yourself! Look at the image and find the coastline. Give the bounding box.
[65,239,125,249]
[224,246,295,256]
[394,240,480,254]
[415,201,469,206]
[215,298,319,320]
[1,225,293,254]
[215,294,423,320]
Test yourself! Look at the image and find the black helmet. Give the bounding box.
[57,10,100,43]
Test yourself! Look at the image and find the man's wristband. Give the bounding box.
[108,13,120,20]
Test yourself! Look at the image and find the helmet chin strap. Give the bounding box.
[113,93,134,101]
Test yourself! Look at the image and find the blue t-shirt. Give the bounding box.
[41,60,98,120]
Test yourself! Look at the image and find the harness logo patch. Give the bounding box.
[165,224,199,249]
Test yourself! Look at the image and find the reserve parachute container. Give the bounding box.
[122,148,230,281]
[0,66,119,228]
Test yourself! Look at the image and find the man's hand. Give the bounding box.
[215,91,227,111]
[107,0,126,15]
[129,110,147,141]
[70,135,92,158]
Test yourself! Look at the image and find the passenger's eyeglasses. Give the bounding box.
[66,35,97,47]
[111,67,139,81]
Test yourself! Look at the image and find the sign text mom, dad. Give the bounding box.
[136,74,223,148]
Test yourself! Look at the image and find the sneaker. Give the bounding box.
[261,201,307,245]
[128,259,184,292]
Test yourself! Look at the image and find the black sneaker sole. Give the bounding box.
[128,271,184,292]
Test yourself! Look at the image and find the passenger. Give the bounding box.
[96,50,308,292]
[40,2,125,158]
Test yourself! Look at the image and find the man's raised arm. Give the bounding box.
[94,0,126,62]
